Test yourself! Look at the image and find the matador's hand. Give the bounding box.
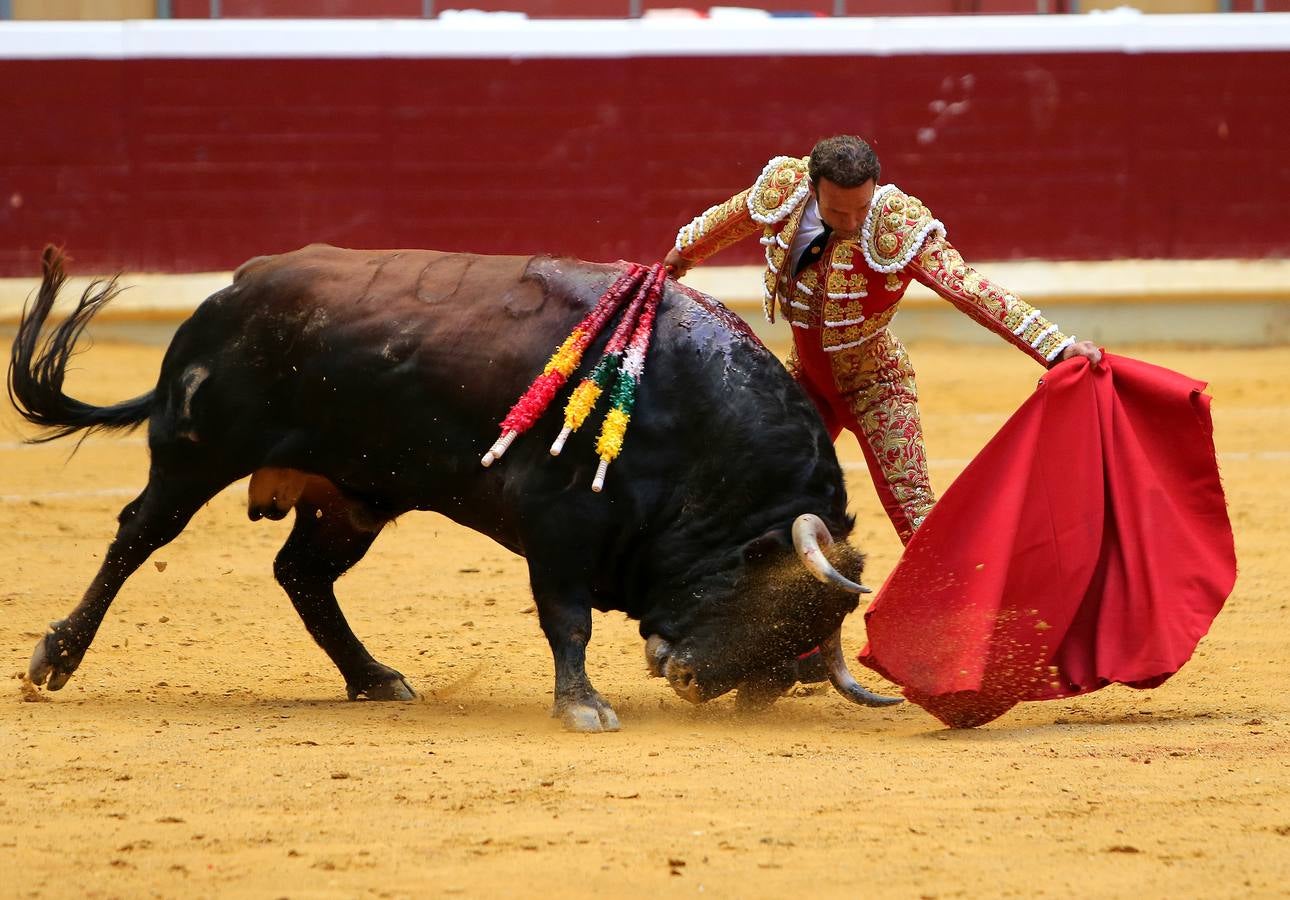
[663,248,693,278]
[1059,340,1103,367]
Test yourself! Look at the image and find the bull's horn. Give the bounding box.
[821,628,904,708]
[791,514,872,594]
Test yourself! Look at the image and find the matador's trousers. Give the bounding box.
[790,329,936,546]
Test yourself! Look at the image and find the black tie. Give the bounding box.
[794,224,832,277]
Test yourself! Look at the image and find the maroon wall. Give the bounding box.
[168,1,1059,17]
[173,0,426,16]
[2,51,1287,275]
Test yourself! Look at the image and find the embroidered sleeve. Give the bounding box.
[909,235,1076,367]
[673,188,761,265]
[674,156,809,266]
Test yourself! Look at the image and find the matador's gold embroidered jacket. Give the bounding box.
[673,156,1077,375]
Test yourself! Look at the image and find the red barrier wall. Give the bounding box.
[172,0,426,16]
[167,1,1070,17]
[2,51,1287,275]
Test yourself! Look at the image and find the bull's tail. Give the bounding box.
[7,246,153,444]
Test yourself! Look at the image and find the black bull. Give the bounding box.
[9,245,899,732]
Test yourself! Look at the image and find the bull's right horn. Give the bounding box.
[820,628,904,708]
[791,514,872,594]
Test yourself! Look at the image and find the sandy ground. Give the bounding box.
[1,336,1287,899]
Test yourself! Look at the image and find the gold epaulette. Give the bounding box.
[861,185,946,274]
[746,156,810,225]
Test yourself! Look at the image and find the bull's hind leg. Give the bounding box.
[268,475,414,701]
[29,470,230,691]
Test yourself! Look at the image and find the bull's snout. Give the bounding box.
[646,634,711,704]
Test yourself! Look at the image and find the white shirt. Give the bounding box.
[788,195,827,273]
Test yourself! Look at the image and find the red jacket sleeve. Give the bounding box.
[673,188,761,266]
[908,234,1076,367]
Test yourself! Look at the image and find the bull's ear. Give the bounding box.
[742,528,790,564]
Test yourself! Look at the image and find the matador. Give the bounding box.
[664,135,1101,545]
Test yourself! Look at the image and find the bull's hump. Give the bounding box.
[521,257,768,356]
[414,253,542,315]
[232,253,277,282]
[522,256,623,318]
[670,282,764,346]
[235,247,541,310]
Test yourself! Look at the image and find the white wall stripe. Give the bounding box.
[1,15,1288,62]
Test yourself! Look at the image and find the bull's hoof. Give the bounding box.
[346,669,416,702]
[28,623,81,692]
[554,695,620,733]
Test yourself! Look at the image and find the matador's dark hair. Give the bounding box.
[808,135,881,188]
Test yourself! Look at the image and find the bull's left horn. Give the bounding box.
[821,628,904,708]
[791,514,872,594]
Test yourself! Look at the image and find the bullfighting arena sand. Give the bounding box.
[2,337,1287,899]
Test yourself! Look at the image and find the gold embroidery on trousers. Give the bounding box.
[839,334,936,539]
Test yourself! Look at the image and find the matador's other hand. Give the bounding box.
[663,248,692,278]
[1059,340,1103,367]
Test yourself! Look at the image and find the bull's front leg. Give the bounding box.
[530,584,620,734]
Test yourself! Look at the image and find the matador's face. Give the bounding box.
[811,177,877,240]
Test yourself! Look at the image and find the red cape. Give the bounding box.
[857,353,1236,728]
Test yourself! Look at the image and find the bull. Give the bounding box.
[9,245,899,732]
